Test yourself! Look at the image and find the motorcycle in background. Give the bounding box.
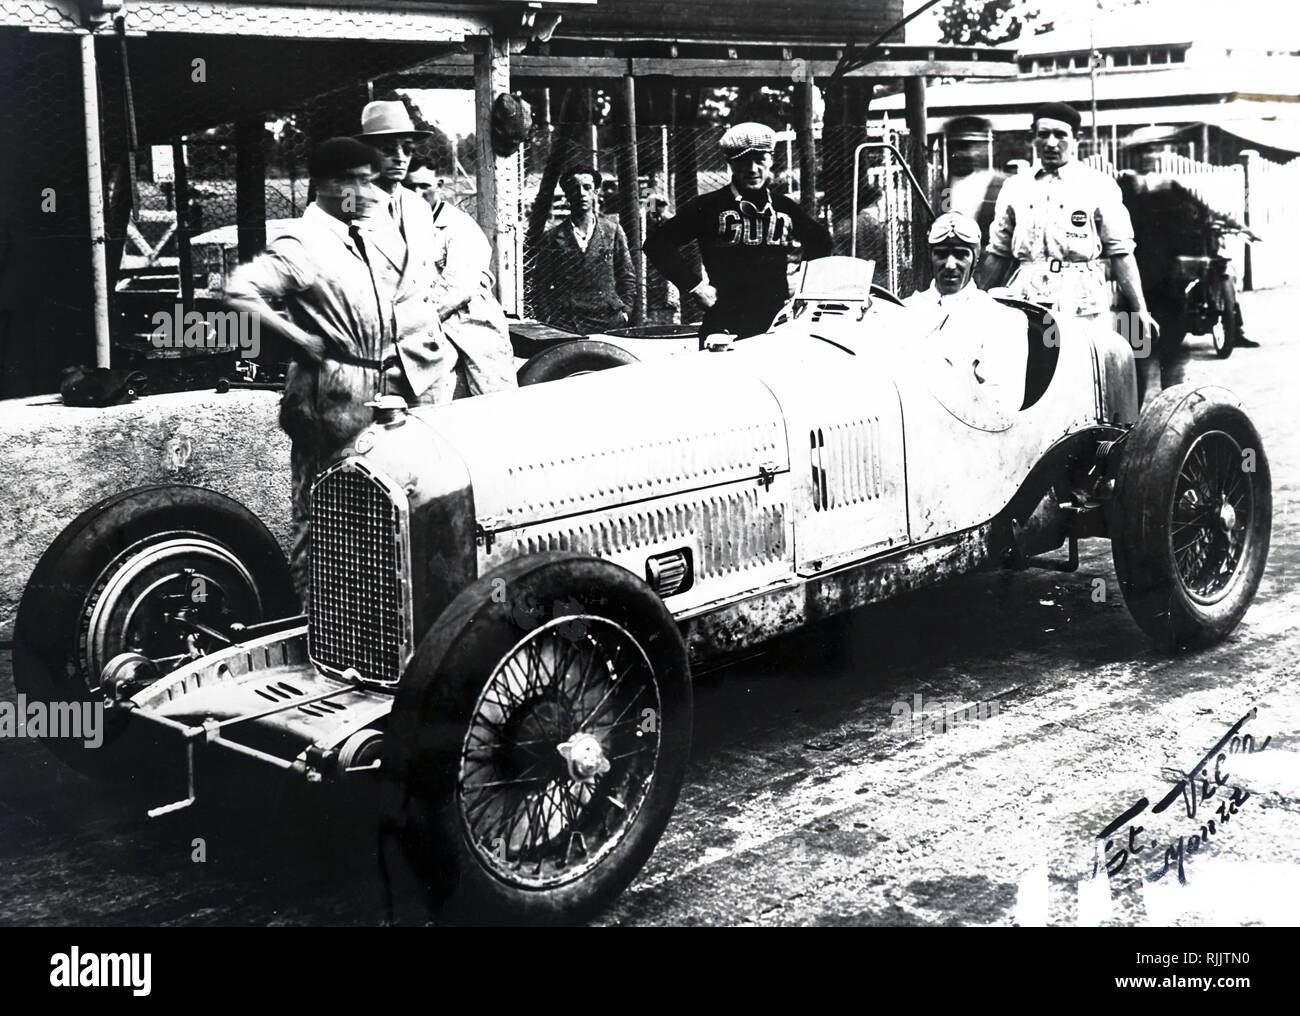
[1167,220,1258,360]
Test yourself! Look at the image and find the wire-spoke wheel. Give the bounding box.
[460,615,663,889]
[387,553,691,925]
[1111,385,1270,650]
[1170,432,1254,603]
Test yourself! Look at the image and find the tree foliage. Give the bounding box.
[937,0,1053,46]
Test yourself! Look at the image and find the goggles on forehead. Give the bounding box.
[927,214,981,247]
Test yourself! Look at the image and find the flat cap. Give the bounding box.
[720,122,776,160]
[1122,124,1181,149]
[943,115,993,140]
[1031,102,1082,132]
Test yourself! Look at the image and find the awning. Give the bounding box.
[1209,118,1300,154]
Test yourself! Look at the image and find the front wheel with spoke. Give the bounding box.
[386,553,691,925]
[1110,384,1271,650]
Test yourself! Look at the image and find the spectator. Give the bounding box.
[401,156,517,394]
[1117,127,1259,350]
[942,115,1006,248]
[533,166,635,333]
[359,100,514,395]
[643,122,832,342]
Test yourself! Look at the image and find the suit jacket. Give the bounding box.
[364,187,459,402]
[534,215,634,332]
[426,199,516,394]
[227,204,410,455]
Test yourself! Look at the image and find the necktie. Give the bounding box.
[349,224,387,369]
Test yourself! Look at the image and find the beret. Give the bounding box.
[720,122,776,159]
[1032,102,1082,131]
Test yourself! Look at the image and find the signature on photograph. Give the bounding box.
[1094,707,1272,886]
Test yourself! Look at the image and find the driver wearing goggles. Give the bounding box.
[904,212,1028,416]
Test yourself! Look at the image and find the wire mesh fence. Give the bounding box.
[517,121,938,329]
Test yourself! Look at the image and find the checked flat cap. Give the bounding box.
[720,122,776,160]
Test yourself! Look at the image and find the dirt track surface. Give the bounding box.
[1,286,1297,926]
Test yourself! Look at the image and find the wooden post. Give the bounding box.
[796,75,818,218]
[235,119,267,265]
[474,36,519,314]
[172,138,194,316]
[81,33,111,367]
[1239,149,1256,291]
[617,73,645,325]
[903,75,930,290]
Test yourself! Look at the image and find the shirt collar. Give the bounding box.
[931,280,980,306]
[305,202,354,242]
[1034,159,1081,181]
[730,183,773,210]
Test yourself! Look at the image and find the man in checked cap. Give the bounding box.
[643,121,832,343]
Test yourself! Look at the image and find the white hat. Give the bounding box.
[358,100,432,139]
[720,122,776,160]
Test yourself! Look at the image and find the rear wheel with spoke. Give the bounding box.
[386,553,691,924]
[1110,384,1270,650]
[13,485,296,775]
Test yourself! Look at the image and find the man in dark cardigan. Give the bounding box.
[534,166,635,333]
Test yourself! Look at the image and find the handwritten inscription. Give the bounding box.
[1094,707,1271,885]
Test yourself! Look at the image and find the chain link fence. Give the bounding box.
[518,121,937,329]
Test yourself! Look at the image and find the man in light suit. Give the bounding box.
[359,101,515,396]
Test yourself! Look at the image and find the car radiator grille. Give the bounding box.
[308,461,413,686]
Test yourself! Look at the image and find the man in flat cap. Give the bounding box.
[644,121,832,343]
[358,99,515,397]
[978,102,1161,399]
[905,211,1028,416]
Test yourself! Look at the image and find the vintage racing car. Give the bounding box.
[14,258,1272,924]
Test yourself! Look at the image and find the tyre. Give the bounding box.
[12,485,297,775]
[1213,276,1239,359]
[385,552,692,925]
[1110,384,1271,651]
[516,339,639,386]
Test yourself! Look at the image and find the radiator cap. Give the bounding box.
[367,393,409,427]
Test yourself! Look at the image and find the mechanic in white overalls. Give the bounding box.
[977,102,1161,400]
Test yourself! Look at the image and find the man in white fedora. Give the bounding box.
[358,99,515,396]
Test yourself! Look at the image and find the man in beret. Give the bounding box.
[533,166,635,333]
[226,137,435,600]
[644,122,832,342]
[977,102,1161,399]
[905,211,1028,415]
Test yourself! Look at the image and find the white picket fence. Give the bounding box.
[1136,151,1299,289]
